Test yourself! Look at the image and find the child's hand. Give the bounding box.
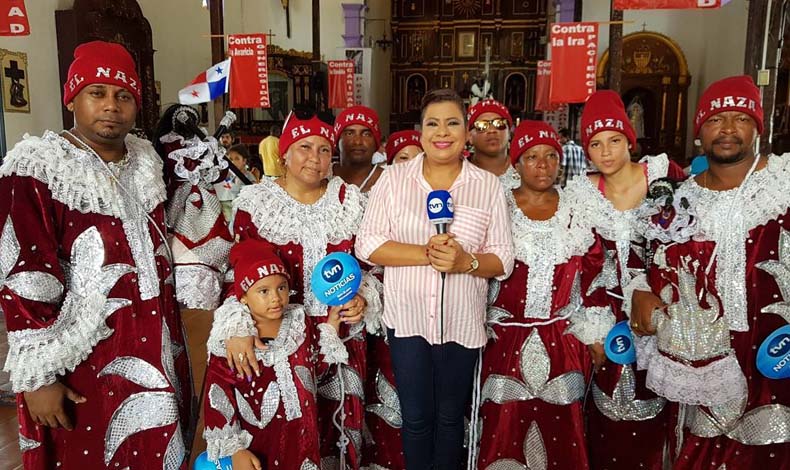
[231,449,262,470]
[327,306,343,332]
[588,342,606,371]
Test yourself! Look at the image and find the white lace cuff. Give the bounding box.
[5,291,132,393]
[643,340,747,407]
[622,273,650,320]
[358,272,384,335]
[207,297,256,358]
[203,422,253,461]
[633,334,656,371]
[174,264,223,310]
[565,305,615,345]
[317,323,348,365]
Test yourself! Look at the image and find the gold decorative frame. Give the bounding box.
[0,48,30,113]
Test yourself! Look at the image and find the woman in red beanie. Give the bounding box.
[564,90,686,470]
[210,110,384,469]
[471,120,614,469]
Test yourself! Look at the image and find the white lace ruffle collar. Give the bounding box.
[508,188,594,266]
[0,130,166,218]
[233,176,364,246]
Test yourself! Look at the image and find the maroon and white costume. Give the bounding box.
[203,304,349,470]
[634,153,790,468]
[0,131,193,469]
[159,131,233,310]
[474,187,614,469]
[565,153,683,470]
[211,176,383,469]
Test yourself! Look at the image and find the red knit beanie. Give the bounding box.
[279,112,335,157]
[385,130,422,164]
[694,75,763,136]
[509,120,563,166]
[580,90,637,150]
[333,105,382,148]
[231,240,290,298]
[63,41,141,106]
[466,99,513,130]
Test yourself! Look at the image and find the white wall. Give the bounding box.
[0,0,72,145]
[582,0,749,154]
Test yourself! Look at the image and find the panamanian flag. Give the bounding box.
[178,58,231,104]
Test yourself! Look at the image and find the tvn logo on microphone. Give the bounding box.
[428,197,454,214]
[426,190,454,223]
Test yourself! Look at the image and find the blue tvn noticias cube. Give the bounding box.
[310,252,362,306]
[756,324,790,379]
[604,321,636,365]
[193,451,232,470]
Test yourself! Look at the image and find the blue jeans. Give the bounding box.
[387,329,480,470]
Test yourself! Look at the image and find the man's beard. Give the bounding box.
[96,127,124,140]
[705,136,753,165]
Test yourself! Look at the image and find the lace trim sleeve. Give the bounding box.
[317,323,349,365]
[358,271,384,335]
[207,297,256,358]
[621,273,651,319]
[203,422,253,461]
[565,305,615,345]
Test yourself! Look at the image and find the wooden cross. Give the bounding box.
[4,60,24,82]
[266,29,277,45]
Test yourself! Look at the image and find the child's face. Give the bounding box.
[241,274,290,321]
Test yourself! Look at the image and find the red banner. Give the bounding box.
[228,33,269,108]
[0,0,29,36]
[534,60,556,112]
[614,0,720,9]
[328,60,355,109]
[549,22,598,105]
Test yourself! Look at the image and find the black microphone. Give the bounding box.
[426,190,454,345]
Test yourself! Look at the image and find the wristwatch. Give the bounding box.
[465,253,479,274]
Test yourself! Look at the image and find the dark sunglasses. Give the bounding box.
[473,118,509,132]
[289,106,332,126]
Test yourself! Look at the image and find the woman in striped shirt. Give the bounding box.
[356,88,514,470]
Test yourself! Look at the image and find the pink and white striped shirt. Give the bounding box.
[356,155,514,348]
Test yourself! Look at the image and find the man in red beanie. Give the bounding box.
[332,105,385,192]
[0,41,194,469]
[466,98,521,189]
[630,75,790,468]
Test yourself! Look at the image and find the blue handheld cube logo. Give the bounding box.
[604,321,636,365]
[322,259,344,283]
[609,334,632,355]
[756,325,790,379]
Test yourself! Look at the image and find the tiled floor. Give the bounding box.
[0,308,214,470]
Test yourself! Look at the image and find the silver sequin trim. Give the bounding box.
[163,426,185,470]
[756,228,790,323]
[18,433,40,453]
[655,263,731,362]
[687,404,790,445]
[366,370,402,428]
[592,365,666,422]
[484,421,547,470]
[97,356,169,389]
[104,391,179,465]
[295,365,317,396]
[209,383,235,424]
[318,364,365,401]
[481,329,584,406]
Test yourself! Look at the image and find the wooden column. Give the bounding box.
[209,0,225,127]
[312,0,321,63]
[607,2,623,93]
